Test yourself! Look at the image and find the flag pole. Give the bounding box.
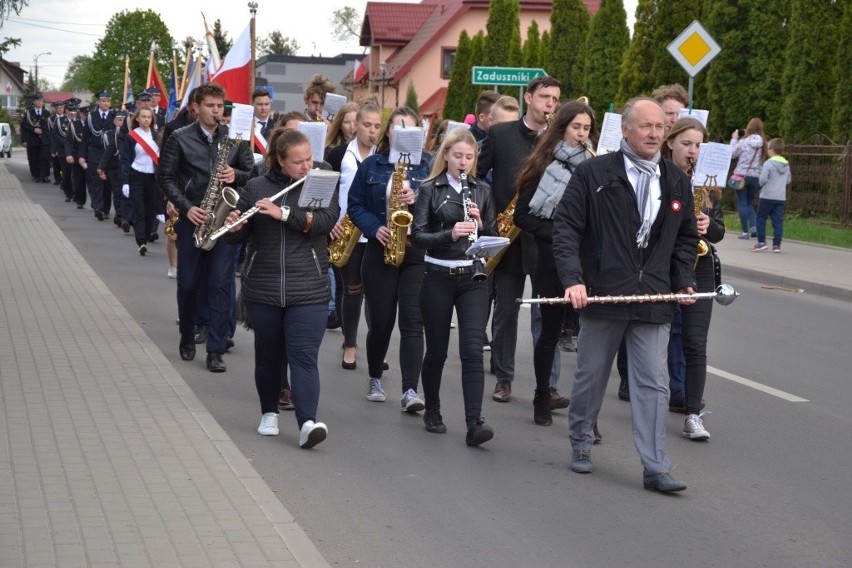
[178,41,192,100]
[122,55,130,111]
[146,40,157,88]
[172,48,179,98]
[249,2,258,153]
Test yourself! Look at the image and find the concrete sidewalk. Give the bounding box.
[0,168,327,566]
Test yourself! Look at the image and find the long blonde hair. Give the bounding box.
[426,128,479,180]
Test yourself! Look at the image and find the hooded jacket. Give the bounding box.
[758,156,792,201]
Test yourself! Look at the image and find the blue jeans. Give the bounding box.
[756,199,785,247]
[736,176,759,235]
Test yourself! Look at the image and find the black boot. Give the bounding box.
[465,417,494,447]
[533,388,553,426]
[179,334,195,361]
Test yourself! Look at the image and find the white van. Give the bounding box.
[0,123,11,157]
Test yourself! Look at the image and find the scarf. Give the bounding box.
[528,141,590,219]
[620,138,661,248]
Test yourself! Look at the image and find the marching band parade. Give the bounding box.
[8,2,851,566]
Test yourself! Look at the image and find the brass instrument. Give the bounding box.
[485,193,521,276]
[687,157,709,261]
[584,140,597,157]
[327,214,362,267]
[517,284,739,307]
[164,214,178,240]
[194,132,242,251]
[384,161,414,267]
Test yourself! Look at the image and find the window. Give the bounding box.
[441,48,456,80]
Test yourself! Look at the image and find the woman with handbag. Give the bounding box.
[729,118,766,239]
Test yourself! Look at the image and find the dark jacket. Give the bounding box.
[410,172,496,259]
[82,110,115,162]
[476,118,540,274]
[120,128,159,185]
[50,115,70,156]
[158,122,254,215]
[20,108,50,147]
[64,118,86,160]
[324,142,347,172]
[347,152,432,240]
[97,128,123,173]
[552,150,698,323]
[224,167,340,308]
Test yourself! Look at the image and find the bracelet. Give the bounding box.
[302,211,314,234]
[280,206,290,222]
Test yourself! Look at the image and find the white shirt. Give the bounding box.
[131,128,158,174]
[623,154,662,225]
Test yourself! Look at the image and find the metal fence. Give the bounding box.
[786,141,852,227]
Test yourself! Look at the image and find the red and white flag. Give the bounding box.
[354,58,368,82]
[146,49,169,110]
[210,23,251,104]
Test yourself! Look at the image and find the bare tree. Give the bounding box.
[330,6,361,42]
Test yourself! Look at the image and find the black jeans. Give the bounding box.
[682,253,716,415]
[531,256,565,393]
[360,241,424,391]
[245,301,325,427]
[420,266,489,421]
[490,269,528,382]
[130,169,157,246]
[339,242,366,348]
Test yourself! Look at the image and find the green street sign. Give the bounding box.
[471,66,548,86]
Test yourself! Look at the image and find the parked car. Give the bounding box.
[0,123,11,157]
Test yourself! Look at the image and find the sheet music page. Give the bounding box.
[465,236,510,258]
[298,122,329,163]
[297,170,340,209]
[678,108,710,128]
[694,142,732,188]
[229,103,254,140]
[596,112,623,154]
[323,93,347,120]
[389,126,424,165]
[446,120,471,134]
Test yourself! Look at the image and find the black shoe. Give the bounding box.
[643,471,687,493]
[53,180,61,185]
[341,359,356,370]
[533,388,552,426]
[382,360,390,371]
[113,216,122,227]
[465,417,494,447]
[76,204,84,209]
[64,197,72,202]
[423,408,447,434]
[194,325,208,344]
[206,352,226,373]
[179,334,195,361]
[668,392,686,413]
[225,338,235,351]
[121,220,130,233]
[138,244,147,256]
[325,312,340,330]
[95,210,104,221]
[148,232,159,243]
[618,378,630,401]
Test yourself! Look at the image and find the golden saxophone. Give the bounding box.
[484,192,521,276]
[194,132,242,251]
[328,214,362,267]
[164,214,178,240]
[384,161,413,267]
[688,157,709,262]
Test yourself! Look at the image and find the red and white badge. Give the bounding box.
[670,199,683,212]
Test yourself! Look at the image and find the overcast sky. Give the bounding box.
[2,0,638,90]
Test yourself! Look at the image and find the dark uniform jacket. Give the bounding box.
[410,172,496,260]
[20,108,50,147]
[552,150,698,324]
[83,109,115,163]
[476,118,540,275]
[50,114,70,156]
[224,167,340,308]
[158,122,253,215]
[64,118,87,160]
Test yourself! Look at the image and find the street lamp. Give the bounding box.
[379,62,387,109]
[33,52,51,87]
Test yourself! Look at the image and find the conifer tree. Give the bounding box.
[583,0,629,123]
[443,30,472,120]
[468,31,487,113]
[547,0,590,96]
[831,1,852,141]
[502,26,524,96]
[617,0,656,103]
[405,81,419,115]
[522,20,542,68]
[745,0,790,137]
[779,0,842,141]
[540,30,551,73]
[485,0,518,67]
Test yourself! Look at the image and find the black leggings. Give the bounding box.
[360,241,424,391]
[682,254,716,415]
[420,267,489,420]
[531,254,569,393]
[339,242,366,348]
[130,169,158,246]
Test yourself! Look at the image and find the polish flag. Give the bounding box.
[147,58,169,110]
[354,58,368,82]
[211,23,252,104]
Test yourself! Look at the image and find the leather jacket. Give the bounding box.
[410,172,496,260]
[158,122,254,215]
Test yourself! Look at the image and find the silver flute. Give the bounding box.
[208,175,307,242]
[517,284,739,306]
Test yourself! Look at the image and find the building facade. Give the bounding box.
[255,53,364,114]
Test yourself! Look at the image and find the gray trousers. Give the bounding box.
[569,314,672,474]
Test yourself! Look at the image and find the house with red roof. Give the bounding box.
[349,0,600,119]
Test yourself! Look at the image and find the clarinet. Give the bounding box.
[460,172,486,282]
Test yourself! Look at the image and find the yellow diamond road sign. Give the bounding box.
[667,20,721,77]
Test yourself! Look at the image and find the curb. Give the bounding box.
[724,265,852,303]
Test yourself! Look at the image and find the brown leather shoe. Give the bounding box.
[278,389,295,411]
[549,390,570,410]
[492,381,511,402]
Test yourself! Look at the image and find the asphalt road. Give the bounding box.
[10,154,852,568]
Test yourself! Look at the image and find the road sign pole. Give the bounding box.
[688,75,694,105]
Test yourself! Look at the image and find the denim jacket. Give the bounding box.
[347,151,432,239]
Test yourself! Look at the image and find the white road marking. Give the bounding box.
[708,366,809,402]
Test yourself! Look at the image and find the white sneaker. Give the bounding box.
[257,412,279,436]
[682,412,710,440]
[167,266,177,279]
[400,388,425,413]
[366,378,386,402]
[299,420,328,449]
